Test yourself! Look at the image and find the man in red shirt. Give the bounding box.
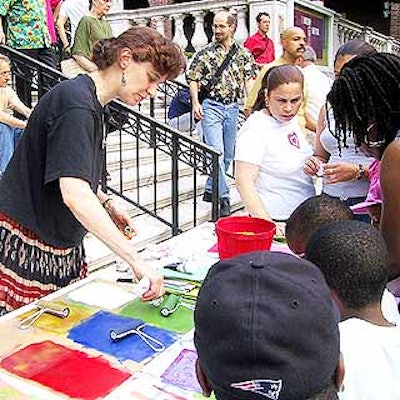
[244,12,275,67]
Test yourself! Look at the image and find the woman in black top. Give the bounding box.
[0,26,185,313]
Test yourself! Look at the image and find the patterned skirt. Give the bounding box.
[0,212,87,314]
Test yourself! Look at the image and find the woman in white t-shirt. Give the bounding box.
[235,65,315,228]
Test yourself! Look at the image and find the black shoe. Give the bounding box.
[219,198,231,217]
[202,191,212,202]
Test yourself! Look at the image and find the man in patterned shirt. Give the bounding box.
[0,0,57,106]
[187,10,257,217]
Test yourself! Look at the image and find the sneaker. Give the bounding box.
[202,191,212,202]
[219,198,231,217]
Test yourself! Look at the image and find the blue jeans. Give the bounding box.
[202,99,239,199]
[0,123,23,177]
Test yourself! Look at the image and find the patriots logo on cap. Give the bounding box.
[231,379,283,400]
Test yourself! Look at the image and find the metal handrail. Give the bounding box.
[0,44,221,236]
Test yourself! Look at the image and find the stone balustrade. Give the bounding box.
[107,0,400,67]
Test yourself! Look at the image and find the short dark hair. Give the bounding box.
[256,12,270,23]
[285,194,354,255]
[306,220,389,310]
[327,52,400,152]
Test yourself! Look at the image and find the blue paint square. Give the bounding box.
[68,310,178,362]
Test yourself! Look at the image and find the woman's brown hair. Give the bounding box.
[92,26,185,80]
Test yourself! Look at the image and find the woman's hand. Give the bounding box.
[304,156,324,176]
[323,162,359,184]
[105,200,137,239]
[274,221,286,237]
[133,262,165,301]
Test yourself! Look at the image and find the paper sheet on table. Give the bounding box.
[67,281,135,310]
[162,266,212,282]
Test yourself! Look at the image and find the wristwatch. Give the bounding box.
[355,164,365,180]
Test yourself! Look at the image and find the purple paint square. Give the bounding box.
[68,310,178,362]
[161,349,202,393]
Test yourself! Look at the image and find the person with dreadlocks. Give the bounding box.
[303,40,376,221]
[327,52,400,284]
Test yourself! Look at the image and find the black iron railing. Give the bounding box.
[0,44,221,236]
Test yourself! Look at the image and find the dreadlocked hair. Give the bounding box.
[327,52,400,152]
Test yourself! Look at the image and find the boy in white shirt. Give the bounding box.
[306,220,400,400]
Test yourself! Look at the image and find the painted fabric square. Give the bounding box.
[17,301,95,334]
[119,298,194,334]
[68,310,178,362]
[0,341,130,400]
[161,349,202,393]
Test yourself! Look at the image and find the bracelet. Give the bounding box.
[101,197,113,209]
[354,164,365,180]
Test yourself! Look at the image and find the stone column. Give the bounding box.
[191,11,209,51]
[173,14,189,53]
[232,6,249,44]
[152,15,166,35]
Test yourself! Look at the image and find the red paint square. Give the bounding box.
[0,341,130,400]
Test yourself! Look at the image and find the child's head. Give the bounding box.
[0,55,11,88]
[253,65,304,121]
[285,194,354,255]
[305,220,389,315]
[195,251,341,400]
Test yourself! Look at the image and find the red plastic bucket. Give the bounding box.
[216,216,276,260]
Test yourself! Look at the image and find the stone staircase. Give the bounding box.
[84,102,244,272]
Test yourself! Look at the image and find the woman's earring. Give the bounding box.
[121,71,127,87]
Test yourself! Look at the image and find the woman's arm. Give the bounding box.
[11,99,31,120]
[72,54,98,72]
[56,13,70,50]
[71,18,98,72]
[59,177,163,300]
[0,110,27,129]
[235,160,272,220]
[380,140,400,279]
[304,106,330,176]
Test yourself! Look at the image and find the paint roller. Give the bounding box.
[160,294,196,317]
[160,294,180,317]
[109,322,165,352]
[18,301,70,330]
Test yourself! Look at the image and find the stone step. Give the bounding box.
[107,157,197,190]
[119,174,209,217]
[85,186,243,272]
[106,146,170,172]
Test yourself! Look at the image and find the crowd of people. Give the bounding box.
[0,3,399,399]
[185,10,400,400]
